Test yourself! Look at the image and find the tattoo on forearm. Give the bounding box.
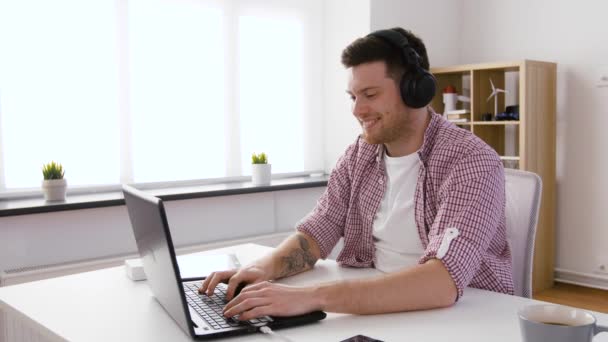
[278,235,317,278]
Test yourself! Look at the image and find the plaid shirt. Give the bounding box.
[296,111,514,299]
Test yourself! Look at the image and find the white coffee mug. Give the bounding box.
[519,304,608,342]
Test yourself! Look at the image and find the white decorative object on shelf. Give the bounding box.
[487,78,508,116]
[457,95,471,103]
[443,93,458,112]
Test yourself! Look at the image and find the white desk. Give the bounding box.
[1,243,608,342]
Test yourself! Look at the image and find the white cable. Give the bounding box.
[258,325,294,342]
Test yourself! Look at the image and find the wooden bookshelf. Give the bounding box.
[431,60,557,294]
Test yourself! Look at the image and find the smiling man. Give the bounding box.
[200,27,514,320]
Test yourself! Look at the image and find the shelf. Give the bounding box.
[431,60,529,74]
[431,59,557,293]
[474,124,519,157]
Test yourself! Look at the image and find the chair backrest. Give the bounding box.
[504,168,542,298]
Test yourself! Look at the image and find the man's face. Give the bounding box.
[347,61,410,145]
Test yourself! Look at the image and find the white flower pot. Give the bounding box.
[42,179,67,201]
[251,164,271,185]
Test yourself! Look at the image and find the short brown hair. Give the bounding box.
[341,27,430,82]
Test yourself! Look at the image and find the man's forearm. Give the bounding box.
[255,232,321,280]
[313,259,457,314]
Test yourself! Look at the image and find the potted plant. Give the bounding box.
[42,161,67,201]
[251,152,271,185]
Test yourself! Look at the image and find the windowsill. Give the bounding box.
[0,175,329,217]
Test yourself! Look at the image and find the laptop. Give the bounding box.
[122,185,326,339]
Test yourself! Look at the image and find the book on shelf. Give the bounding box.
[448,118,469,123]
[447,113,469,118]
[446,112,470,123]
[445,109,470,115]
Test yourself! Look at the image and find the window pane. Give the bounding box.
[239,16,304,174]
[0,0,120,188]
[129,0,225,183]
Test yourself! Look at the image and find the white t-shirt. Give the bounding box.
[372,151,424,273]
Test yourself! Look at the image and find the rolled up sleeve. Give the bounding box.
[419,152,506,300]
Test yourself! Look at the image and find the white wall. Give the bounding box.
[323,0,370,172]
[371,0,608,285]
[370,0,464,68]
[0,188,325,272]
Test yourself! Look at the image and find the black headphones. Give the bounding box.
[366,29,436,108]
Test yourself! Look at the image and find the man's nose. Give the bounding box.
[352,99,369,116]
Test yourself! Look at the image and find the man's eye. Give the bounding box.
[365,93,376,98]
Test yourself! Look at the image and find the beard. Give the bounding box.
[361,111,410,145]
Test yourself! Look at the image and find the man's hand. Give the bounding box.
[222,281,320,321]
[199,232,320,301]
[199,264,271,301]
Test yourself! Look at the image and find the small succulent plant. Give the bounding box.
[42,161,65,180]
[251,152,268,164]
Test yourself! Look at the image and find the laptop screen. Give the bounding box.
[122,185,193,336]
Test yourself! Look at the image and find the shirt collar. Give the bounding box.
[374,107,441,164]
[418,107,442,162]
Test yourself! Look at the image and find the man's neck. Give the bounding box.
[384,107,430,157]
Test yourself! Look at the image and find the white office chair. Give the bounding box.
[504,168,542,298]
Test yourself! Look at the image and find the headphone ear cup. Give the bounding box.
[400,75,414,107]
[400,70,436,109]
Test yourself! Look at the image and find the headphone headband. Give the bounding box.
[367,29,421,69]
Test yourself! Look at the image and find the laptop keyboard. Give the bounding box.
[183,282,271,330]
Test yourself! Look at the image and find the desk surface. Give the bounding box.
[1,244,608,342]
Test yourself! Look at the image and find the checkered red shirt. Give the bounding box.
[296,111,514,299]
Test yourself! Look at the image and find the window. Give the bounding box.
[128,0,226,182]
[238,15,304,174]
[0,0,324,192]
[0,0,121,188]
